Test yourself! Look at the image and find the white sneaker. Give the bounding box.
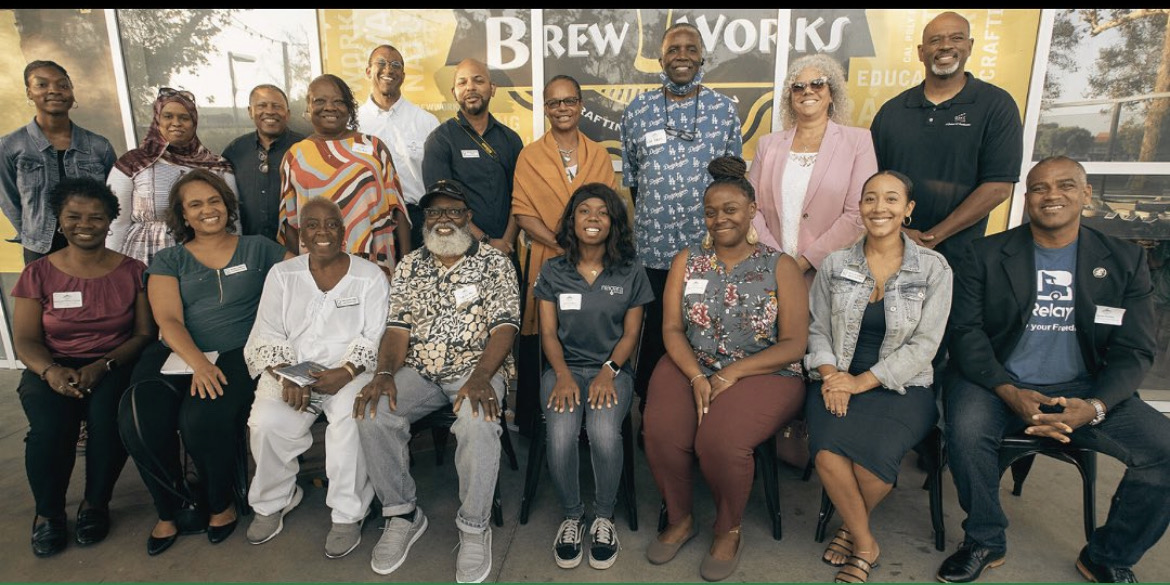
[589,516,620,569]
[246,484,303,545]
[455,527,492,583]
[370,508,428,575]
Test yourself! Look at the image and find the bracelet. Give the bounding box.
[374,370,394,377]
[40,362,61,380]
[341,362,358,380]
[713,373,731,385]
[688,373,705,386]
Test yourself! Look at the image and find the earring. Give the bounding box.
[71,101,78,110]
[56,226,63,234]
[702,232,713,249]
[26,99,33,107]
[903,215,912,227]
[746,225,759,245]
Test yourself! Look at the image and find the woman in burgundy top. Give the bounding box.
[12,177,155,558]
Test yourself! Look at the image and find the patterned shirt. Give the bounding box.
[681,243,798,376]
[279,134,403,271]
[621,87,743,270]
[387,241,520,384]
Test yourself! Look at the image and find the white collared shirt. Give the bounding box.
[357,95,440,205]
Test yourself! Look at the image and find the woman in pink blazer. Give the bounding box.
[750,54,877,286]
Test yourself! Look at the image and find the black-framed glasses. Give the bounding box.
[372,58,404,70]
[662,87,699,142]
[544,97,581,109]
[257,148,269,174]
[423,207,469,219]
[790,77,828,93]
[158,87,195,102]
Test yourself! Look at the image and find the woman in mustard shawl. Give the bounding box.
[513,75,618,435]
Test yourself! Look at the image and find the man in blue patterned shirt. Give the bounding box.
[620,22,743,412]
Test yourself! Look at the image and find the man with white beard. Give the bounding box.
[353,179,519,583]
[870,11,1023,266]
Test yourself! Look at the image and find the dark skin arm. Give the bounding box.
[353,327,409,419]
[452,324,518,422]
[393,207,411,259]
[661,250,713,423]
[907,181,1013,248]
[515,215,563,253]
[283,222,300,256]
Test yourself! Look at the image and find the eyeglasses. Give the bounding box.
[158,87,195,102]
[790,77,828,93]
[372,59,404,71]
[544,97,581,109]
[661,88,699,142]
[423,207,469,219]
[257,148,269,174]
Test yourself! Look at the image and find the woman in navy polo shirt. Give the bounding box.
[532,183,653,571]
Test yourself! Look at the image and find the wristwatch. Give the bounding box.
[1085,398,1107,426]
[603,360,621,376]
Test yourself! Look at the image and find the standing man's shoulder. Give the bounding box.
[221,132,254,160]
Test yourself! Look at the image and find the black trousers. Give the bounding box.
[406,203,425,251]
[118,342,255,521]
[19,356,132,519]
[633,267,670,407]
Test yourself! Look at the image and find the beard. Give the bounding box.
[423,221,475,257]
[929,56,962,78]
[459,95,489,117]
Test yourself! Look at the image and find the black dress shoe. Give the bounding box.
[31,517,67,557]
[207,519,238,544]
[937,541,1006,583]
[146,532,178,556]
[75,506,110,546]
[1077,546,1138,583]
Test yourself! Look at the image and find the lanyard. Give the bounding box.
[458,116,499,161]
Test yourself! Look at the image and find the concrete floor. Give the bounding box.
[1,368,1168,583]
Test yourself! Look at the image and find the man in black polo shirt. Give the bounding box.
[870,11,1023,265]
[222,84,306,242]
[422,58,523,255]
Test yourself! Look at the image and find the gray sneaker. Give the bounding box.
[370,508,428,575]
[456,527,492,583]
[325,520,363,558]
[246,484,303,545]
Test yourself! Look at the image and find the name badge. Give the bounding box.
[461,149,481,159]
[684,279,708,296]
[840,268,867,283]
[1094,305,1125,326]
[52,291,82,309]
[223,264,248,276]
[352,142,374,156]
[559,293,582,311]
[645,129,667,147]
[454,284,479,308]
[335,296,360,308]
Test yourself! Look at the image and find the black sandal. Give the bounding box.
[834,553,879,583]
[821,527,853,566]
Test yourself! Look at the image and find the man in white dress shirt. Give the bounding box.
[356,44,440,249]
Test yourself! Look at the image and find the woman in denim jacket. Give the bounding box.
[805,170,952,583]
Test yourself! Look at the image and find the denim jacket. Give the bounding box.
[805,232,952,392]
[0,119,116,253]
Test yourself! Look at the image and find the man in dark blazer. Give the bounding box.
[939,156,1169,583]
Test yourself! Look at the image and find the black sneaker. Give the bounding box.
[588,516,620,569]
[553,517,584,569]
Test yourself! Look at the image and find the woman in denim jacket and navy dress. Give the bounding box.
[805,170,952,584]
[644,156,808,582]
[0,60,116,264]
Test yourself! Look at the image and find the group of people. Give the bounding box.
[5,10,1168,585]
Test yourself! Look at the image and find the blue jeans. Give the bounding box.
[540,365,633,520]
[946,376,1170,567]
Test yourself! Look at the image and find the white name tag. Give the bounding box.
[559,293,582,311]
[1094,305,1125,326]
[52,291,82,309]
[223,264,248,276]
[684,279,708,296]
[645,129,667,147]
[841,268,867,283]
[335,296,360,308]
[352,142,374,156]
[454,284,479,307]
[461,149,480,159]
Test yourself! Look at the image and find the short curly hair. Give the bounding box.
[165,169,240,243]
[49,177,119,221]
[779,54,851,130]
[308,74,360,132]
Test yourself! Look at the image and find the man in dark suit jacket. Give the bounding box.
[939,156,1169,584]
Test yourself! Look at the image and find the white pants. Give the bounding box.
[247,373,373,524]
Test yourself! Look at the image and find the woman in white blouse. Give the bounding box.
[749,54,876,287]
[242,197,388,558]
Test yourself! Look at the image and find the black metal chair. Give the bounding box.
[997,434,1097,540]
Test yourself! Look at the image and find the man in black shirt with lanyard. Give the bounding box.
[422,58,523,256]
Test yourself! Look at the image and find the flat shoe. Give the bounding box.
[207,518,238,544]
[822,527,853,566]
[700,531,745,582]
[646,527,696,565]
[147,532,178,556]
[31,516,67,558]
[75,506,111,546]
[835,553,880,583]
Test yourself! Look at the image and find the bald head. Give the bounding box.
[451,58,495,117]
[918,11,974,79]
[923,12,971,42]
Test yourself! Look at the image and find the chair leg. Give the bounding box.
[657,500,667,533]
[929,456,946,551]
[519,415,547,525]
[621,414,638,531]
[1078,451,1098,541]
[432,426,450,466]
[500,415,519,471]
[492,481,503,527]
[1009,454,1036,496]
[815,489,834,543]
[756,441,782,541]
